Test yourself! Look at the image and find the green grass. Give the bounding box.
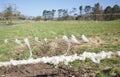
[96,66,120,77]
[0,20,119,39]
[0,20,120,61]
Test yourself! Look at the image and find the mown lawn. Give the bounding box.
[0,20,120,61]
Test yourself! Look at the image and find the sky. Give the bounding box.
[0,0,120,16]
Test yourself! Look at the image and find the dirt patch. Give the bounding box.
[0,63,120,77]
[33,39,80,57]
[0,63,61,77]
[0,63,97,77]
[81,36,103,48]
[12,45,26,59]
[11,36,104,60]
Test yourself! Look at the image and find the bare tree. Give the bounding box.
[3,4,20,23]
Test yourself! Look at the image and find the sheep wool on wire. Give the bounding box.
[35,37,40,42]
[63,35,69,42]
[4,39,8,44]
[81,52,99,63]
[44,38,47,43]
[117,51,120,56]
[0,51,119,67]
[71,34,80,44]
[15,39,23,46]
[62,35,71,55]
[24,38,32,59]
[81,34,89,43]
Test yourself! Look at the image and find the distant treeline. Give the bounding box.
[0,3,120,22]
[42,3,120,21]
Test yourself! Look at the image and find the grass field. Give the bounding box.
[0,20,120,76]
[0,20,120,61]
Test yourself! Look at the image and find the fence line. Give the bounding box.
[0,13,120,19]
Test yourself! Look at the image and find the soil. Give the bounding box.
[0,63,61,77]
[0,62,120,77]
[0,63,96,77]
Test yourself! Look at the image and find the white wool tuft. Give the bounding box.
[117,51,120,56]
[81,35,89,43]
[71,34,80,44]
[63,35,69,42]
[15,39,22,46]
[44,38,47,42]
[0,51,119,67]
[35,37,40,42]
[24,38,32,59]
[4,39,8,44]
